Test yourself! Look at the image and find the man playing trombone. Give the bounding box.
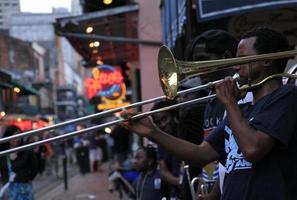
[122,27,297,200]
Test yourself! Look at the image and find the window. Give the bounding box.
[12,3,18,6]
[4,3,9,6]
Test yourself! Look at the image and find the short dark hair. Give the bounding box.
[185,29,238,61]
[1,125,22,151]
[241,27,291,73]
[138,145,158,169]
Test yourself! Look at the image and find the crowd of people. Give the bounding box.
[0,121,131,200]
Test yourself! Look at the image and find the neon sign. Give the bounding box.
[85,65,125,99]
[84,65,129,110]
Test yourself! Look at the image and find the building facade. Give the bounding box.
[0,0,20,29]
[8,8,86,120]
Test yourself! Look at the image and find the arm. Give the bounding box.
[159,160,179,186]
[215,77,275,162]
[123,116,219,167]
[153,130,218,167]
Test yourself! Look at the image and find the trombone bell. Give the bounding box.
[158,45,178,100]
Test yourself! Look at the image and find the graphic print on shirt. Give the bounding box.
[224,126,252,173]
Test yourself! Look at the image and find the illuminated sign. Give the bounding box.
[84,65,129,110]
[7,119,32,131]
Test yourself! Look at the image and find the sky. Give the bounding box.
[20,0,72,13]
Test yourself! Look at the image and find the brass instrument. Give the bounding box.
[191,177,209,198]
[1,46,297,157]
[158,45,297,99]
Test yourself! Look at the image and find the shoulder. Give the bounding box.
[266,84,297,105]
[275,84,296,96]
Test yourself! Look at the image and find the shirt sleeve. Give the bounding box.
[205,121,226,164]
[249,87,297,146]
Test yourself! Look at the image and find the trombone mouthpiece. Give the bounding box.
[232,73,240,81]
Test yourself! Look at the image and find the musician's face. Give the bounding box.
[152,112,175,133]
[234,37,267,85]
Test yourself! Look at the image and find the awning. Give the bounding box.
[196,0,297,22]
[54,4,142,66]
[12,80,40,96]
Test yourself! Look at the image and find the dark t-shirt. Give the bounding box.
[134,169,166,200]
[0,150,39,184]
[203,98,225,136]
[111,126,131,153]
[206,84,297,200]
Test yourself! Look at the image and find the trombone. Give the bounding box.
[1,46,297,157]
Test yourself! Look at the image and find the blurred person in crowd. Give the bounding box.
[88,129,103,173]
[50,131,65,179]
[133,146,165,200]
[0,125,39,200]
[74,124,90,175]
[95,131,108,162]
[103,132,114,162]
[110,125,132,164]
[40,131,53,176]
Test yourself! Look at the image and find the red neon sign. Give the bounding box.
[7,119,33,131]
[84,65,124,99]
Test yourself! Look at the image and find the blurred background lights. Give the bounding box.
[13,87,21,93]
[93,41,100,47]
[104,127,112,134]
[0,111,6,117]
[86,26,93,33]
[96,60,103,65]
[103,0,113,5]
